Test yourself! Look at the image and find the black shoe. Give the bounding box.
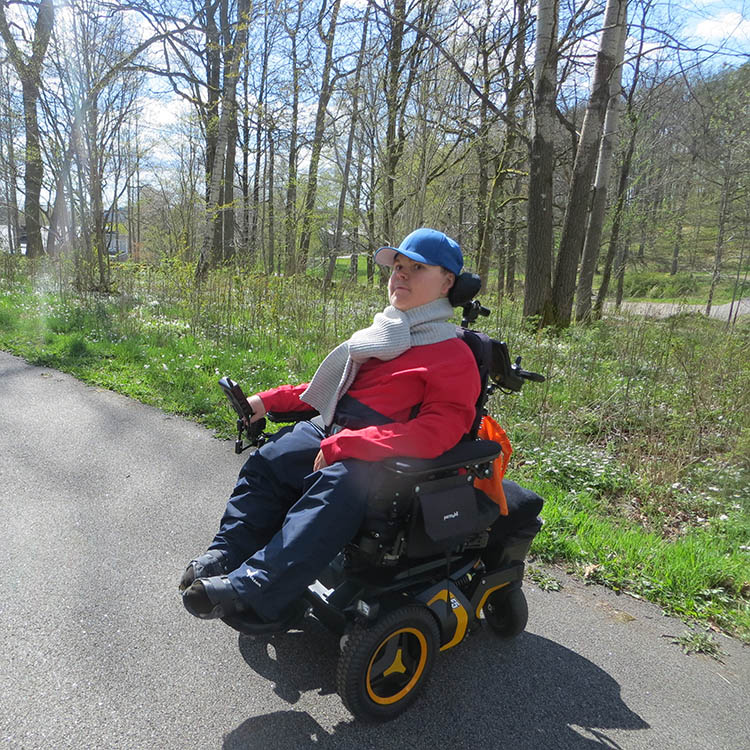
[179,550,228,591]
[182,576,247,619]
[182,576,307,634]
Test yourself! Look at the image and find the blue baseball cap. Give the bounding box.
[374,228,463,276]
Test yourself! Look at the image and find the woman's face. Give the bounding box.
[388,254,455,311]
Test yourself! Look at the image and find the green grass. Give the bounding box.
[668,630,725,660]
[1,255,748,642]
[524,479,749,637]
[619,270,748,305]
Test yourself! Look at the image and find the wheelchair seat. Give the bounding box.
[380,438,502,476]
[349,438,503,566]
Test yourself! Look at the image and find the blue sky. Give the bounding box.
[672,0,749,56]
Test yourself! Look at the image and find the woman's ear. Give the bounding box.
[442,271,456,296]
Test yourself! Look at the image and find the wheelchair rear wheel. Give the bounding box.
[336,605,439,721]
[483,586,528,638]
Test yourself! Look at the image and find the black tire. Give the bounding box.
[483,587,528,638]
[336,605,440,721]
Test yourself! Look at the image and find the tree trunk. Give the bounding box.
[670,177,691,275]
[298,0,342,271]
[350,145,365,283]
[0,0,55,258]
[0,68,20,253]
[475,34,492,284]
[204,0,222,262]
[86,104,109,290]
[240,43,250,256]
[500,11,526,299]
[283,3,302,274]
[593,121,636,319]
[614,224,631,307]
[706,174,731,317]
[366,146,376,285]
[523,0,558,322]
[46,142,75,257]
[334,6,369,280]
[250,15,272,261]
[506,195,519,299]
[218,0,240,263]
[382,0,406,244]
[496,219,506,299]
[196,0,250,279]
[575,0,627,323]
[457,174,465,250]
[549,0,626,327]
[725,206,748,330]
[267,121,276,273]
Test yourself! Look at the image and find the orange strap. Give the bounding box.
[474,415,512,515]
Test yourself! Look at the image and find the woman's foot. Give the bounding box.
[182,576,247,619]
[181,576,307,634]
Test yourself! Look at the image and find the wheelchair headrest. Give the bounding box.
[448,272,481,307]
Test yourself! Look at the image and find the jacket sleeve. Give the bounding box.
[320,353,480,463]
[256,383,313,413]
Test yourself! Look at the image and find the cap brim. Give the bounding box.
[374,246,399,267]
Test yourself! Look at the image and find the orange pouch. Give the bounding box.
[473,415,512,515]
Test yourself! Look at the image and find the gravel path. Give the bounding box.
[607,297,750,321]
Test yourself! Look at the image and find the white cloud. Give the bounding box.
[140,94,190,130]
[690,11,750,44]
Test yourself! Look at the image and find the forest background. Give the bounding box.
[0,0,748,647]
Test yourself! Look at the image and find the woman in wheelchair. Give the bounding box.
[180,227,492,626]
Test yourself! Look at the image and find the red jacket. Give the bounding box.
[258,337,480,464]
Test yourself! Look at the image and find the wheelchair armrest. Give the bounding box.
[266,409,319,423]
[381,439,502,477]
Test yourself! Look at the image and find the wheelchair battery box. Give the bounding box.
[411,474,480,551]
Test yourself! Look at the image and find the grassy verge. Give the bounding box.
[619,270,748,305]
[1,256,748,641]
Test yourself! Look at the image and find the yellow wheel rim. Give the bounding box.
[365,627,428,705]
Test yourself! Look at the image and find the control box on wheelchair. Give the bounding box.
[218,273,545,721]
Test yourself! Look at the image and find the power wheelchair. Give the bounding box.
[217,273,545,721]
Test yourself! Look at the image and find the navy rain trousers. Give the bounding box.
[208,420,374,621]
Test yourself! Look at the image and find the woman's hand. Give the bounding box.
[313,449,328,472]
[246,394,267,424]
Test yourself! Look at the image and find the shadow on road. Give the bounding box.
[225,624,649,749]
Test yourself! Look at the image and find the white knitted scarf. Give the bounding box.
[301,297,456,425]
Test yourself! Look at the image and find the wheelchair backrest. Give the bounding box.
[455,327,494,440]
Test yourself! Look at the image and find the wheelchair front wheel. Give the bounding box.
[336,605,439,721]
[483,586,528,638]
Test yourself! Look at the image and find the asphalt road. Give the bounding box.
[1,350,748,750]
